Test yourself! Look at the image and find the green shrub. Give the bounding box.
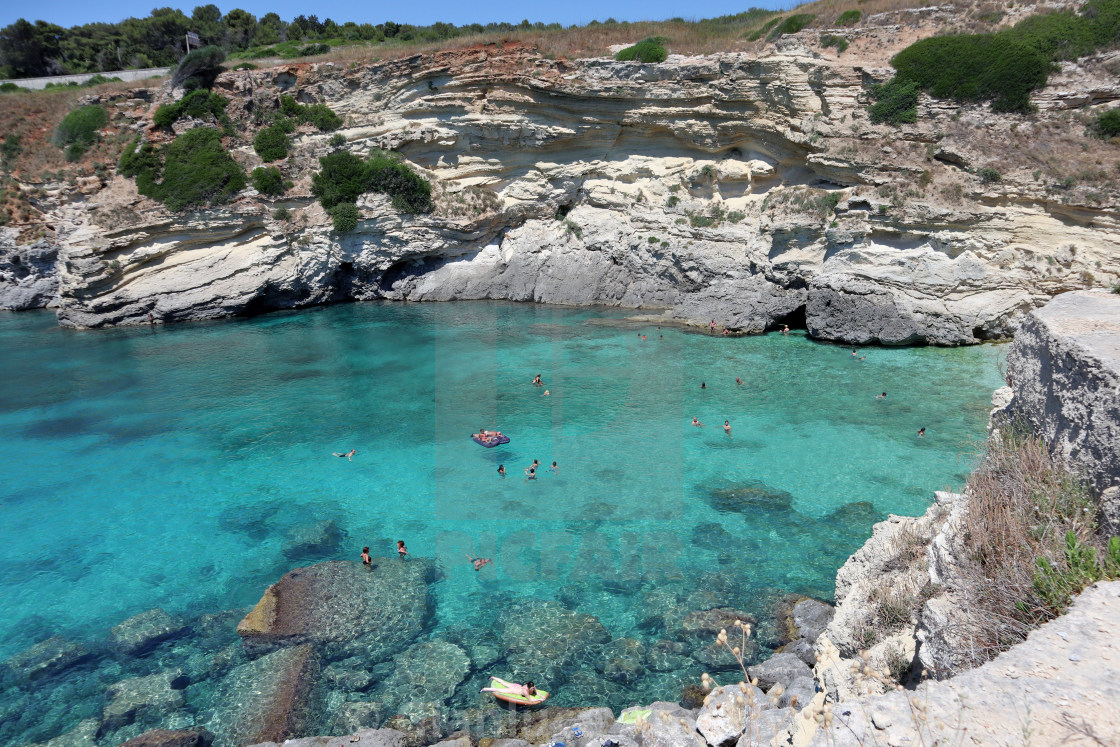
[690,214,716,227]
[171,45,226,91]
[747,17,782,41]
[277,95,342,131]
[83,74,122,87]
[768,14,815,40]
[821,34,849,53]
[615,37,668,63]
[837,10,861,26]
[0,81,23,93]
[153,90,229,129]
[330,202,360,232]
[1034,532,1120,612]
[311,150,431,214]
[329,133,347,147]
[54,105,108,160]
[273,206,291,220]
[300,43,331,56]
[253,124,290,161]
[979,167,1002,184]
[119,129,245,212]
[1096,109,1120,137]
[869,78,920,125]
[666,195,680,207]
[251,166,285,196]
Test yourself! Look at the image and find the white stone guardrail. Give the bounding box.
[3,67,170,91]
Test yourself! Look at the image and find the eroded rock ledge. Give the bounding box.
[5,42,1118,343]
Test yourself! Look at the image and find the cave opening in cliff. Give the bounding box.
[773,304,807,331]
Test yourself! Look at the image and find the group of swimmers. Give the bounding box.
[496,458,558,480]
[856,352,926,438]
[361,543,494,573]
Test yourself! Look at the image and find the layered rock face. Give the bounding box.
[41,42,1120,340]
[1002,290,1120,532]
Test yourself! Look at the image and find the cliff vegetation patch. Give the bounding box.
[119,128,246,211]
[53,104,107,162]
[152,90,232,132]
[880,0,1120,117]
[279,94,342,132]
[614,36,668,63]
[170,45,226,91]
[311,149,431,214]
[250,166,286,196]
[253,121,293,161]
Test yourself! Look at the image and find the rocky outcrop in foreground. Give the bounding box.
[1002,290,1120,533]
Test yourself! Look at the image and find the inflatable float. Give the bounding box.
[483,676,549,705]
[471,434,510,448]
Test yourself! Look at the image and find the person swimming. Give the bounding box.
[361,546,371,565]
[700,382,706,389]
[524,467,537,480]
[542,390,550,396]
[781,324,790,336]
[333,448,356,461]
[918,427,926,437]
[692,417,704,427]
[736,377,743,385]
[497,464,506,476]
[532,374,543,386]
[723,420,731,434]
[397,540,409,559]
[466,553,492,571]
[876,392,887,399]
[550,461,558,472]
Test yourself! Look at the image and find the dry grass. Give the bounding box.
[954,423,1101,665]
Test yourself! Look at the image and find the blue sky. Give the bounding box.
[1,1,797,30]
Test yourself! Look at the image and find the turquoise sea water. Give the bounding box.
[0,302,1004,743]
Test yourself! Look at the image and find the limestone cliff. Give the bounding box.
[3,15,1120,340]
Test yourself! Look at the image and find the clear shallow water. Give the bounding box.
[0,302,1004,743]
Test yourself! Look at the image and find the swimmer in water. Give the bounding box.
[700,382,706,389]
[917,428,926,438]
[524,467,537,480]
[361,546,371,565]
[397,540,409,559]
[723,420,731,434]
[736,377,743,385]
[875,392,887,400]
[333,448,356,461]
[466,553,492,571]
[781,324,790,336]
[692,417,704,427]
[542,389,550,396]
[550,461,558,472]
[497,464,506,476]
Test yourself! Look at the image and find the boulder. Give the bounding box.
[747,653,813,692]
[25,718,100,747]
[791,599,834,643]
[101,670,186,733]
[375,640,470,720]
[4,635,92,682]
[499,600,611,684]
[594,638,647,684]
[504,706,615,745]
[118,728,215,747]
[777,676,817,710]
[327,701,384,735]
[695,685,749,746]
[735,707,796,746]
[780,637,817,668]
[110,609,188,656]
[635,708,705,747]
[236,559,435,661]
[204,643,318,746]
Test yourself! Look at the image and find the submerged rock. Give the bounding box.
[706,482,794,515]
[3,635,92,683]
[236,559,435,661]
[117,728,214,747]
[375,640,470,721]
[282,520,346,560]
[499,600,611,685]
[204,643,318,746]
[110,609,188,656]
[594,637,648,684]
[101,669,186,733]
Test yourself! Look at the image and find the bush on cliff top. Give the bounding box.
[311,149,431,214]
[171,45,226,91]
[251,166,285,196]
[880,0,1120,117]
[767,14,815,40]
[836,10,861,27]
[615,37,668,63]
[119,128,246,212]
